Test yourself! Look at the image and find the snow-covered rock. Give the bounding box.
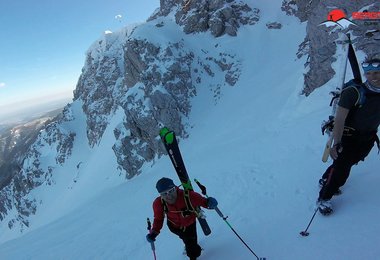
[283,0,380,95]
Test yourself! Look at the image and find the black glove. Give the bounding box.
[207,197,218,209]
[146,231,158,243]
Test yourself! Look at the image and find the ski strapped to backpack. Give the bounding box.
[159,127,211,236]
[347,34,362,83]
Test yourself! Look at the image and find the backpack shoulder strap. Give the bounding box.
[183,190,196,213]
[160,191,196,214]
[161,198,168,214]
[357,84,367,107]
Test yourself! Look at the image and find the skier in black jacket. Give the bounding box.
[318,57,380,215]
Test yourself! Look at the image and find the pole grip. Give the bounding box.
[147,218,152,230]
[147,218,156,251]
[214,206,225,218]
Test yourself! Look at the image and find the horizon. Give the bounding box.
[0,90,73,125]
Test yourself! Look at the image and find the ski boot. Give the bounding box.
[317,199,333,215]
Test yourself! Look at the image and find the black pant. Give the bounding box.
[168,221,201,260]
[319,132,376,200]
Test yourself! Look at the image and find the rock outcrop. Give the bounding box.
[282,0,380,95]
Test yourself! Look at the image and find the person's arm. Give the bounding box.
[189,191,208,208]
[330,105,350,160]
[146,198,165,243]
[151,198,165,234]
[190,191,218,209]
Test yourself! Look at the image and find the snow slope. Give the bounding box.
[1,1,380,259]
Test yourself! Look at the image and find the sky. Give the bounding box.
[0,0,159,114]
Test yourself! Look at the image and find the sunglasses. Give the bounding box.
[362,62,380,73]
[160,186,176,196]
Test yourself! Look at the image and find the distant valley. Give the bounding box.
[0,107,65,190]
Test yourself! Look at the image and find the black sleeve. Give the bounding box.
[338,86,359,109]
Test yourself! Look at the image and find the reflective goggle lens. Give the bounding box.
[160,186,176,196]
[362,62,380,68]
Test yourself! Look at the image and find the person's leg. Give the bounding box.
[319,159,351,200]
[319,134,375,200]
[167,222,202,259]
[181,223,202,260]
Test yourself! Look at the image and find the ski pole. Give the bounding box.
[300,175,333,237]
[300,207,319,237]
[194,179,266,260]
[147,218,157,260]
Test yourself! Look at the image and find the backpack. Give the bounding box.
[337,79,367,107]
[322,79,367,135]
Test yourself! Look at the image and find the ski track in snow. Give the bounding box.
[1,1,380,259]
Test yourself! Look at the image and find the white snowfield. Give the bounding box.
[1,1,379,259]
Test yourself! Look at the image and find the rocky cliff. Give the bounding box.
[0,0,258,232]
[0,105,75,230]
[282,0,380,95]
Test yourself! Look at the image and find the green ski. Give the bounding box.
[159,127,211,236]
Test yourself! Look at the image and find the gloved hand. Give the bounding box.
[146,231,158,243]
[207,197,218,209]
[330,142,343,160]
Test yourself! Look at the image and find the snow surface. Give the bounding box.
[1,1,380,259]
